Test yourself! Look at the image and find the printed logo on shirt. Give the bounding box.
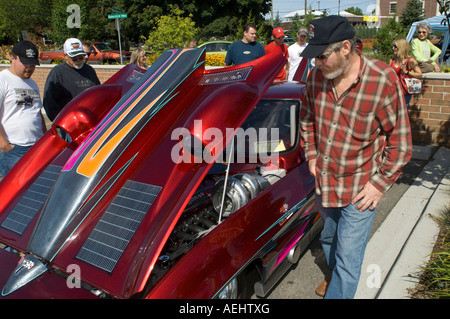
[14,88,39,107]
[243,51,251,55]
[75,79,96,88]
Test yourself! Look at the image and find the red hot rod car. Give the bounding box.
[0,46,320,299]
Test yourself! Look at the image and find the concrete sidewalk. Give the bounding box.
[355,146,450,299]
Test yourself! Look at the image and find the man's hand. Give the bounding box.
[0,142,13,153]
[351,181,383,212]
[307,159,316,177]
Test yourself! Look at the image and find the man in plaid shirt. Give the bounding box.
[300,16,412,299]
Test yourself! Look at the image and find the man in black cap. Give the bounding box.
[299,15,412,298]
[0,41,47,177]
[43,37,100,122]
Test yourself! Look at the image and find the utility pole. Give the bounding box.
[305,0,307,19]
[271,1,273,26]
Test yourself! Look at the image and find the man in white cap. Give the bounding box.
[43,38,100,122]
[0,40,47,177]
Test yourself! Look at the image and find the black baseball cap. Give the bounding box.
[300,15,356,58]
[12,40,40,66]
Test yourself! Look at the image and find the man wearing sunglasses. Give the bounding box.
[43,38,100,122]
[299,15,412,299]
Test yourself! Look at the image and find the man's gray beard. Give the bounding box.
[322,56,349,80]
[73,62,84,70]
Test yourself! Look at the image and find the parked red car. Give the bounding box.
[0,47,319,299]
[40,42,130,64]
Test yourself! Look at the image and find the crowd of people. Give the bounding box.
[0,14,446,299]
[224,23,310,81]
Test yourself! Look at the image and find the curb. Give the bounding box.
[354,146,450,299]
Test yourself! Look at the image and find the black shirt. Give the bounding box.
[43,62,100,121]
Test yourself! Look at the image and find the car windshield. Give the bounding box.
[94,43,113,52]
[236,98,300,156]
[204,42,230,52]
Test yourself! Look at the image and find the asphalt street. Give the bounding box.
[256,153,432,299]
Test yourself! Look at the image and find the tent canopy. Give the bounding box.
[406,15,449,63]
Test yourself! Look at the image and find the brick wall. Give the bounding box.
[0,64,124,98]
[1,64,449,147]
[408,73,450,148]
[379,0,440,21]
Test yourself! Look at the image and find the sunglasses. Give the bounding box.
[418,31,427,34]
[71,55,86,62]
[315,46,337,60]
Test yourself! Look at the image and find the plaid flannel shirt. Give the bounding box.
[300,56,412,208]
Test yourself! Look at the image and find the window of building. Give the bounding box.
[389,2,397,14]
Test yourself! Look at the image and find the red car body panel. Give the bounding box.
[147,164,315,298]
[0,46,318,299]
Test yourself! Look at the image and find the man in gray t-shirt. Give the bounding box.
[0,41,46,177]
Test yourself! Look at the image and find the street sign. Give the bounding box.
[108,10,127,64]
[108,13,127,19]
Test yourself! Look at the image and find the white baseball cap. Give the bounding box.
[64,38,86,58]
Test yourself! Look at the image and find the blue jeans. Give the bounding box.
[0,144,31,177]
[404,94,411,108]
[317,195,376,299]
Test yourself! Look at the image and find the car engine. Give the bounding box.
[147,166,284,287]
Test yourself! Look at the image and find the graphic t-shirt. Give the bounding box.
[0,69,44,146]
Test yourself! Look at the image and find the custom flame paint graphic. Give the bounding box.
[73,91,165,177]
[65,49,193,177]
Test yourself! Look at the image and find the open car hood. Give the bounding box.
[0,47,286,298]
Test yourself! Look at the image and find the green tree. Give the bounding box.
[288,13,303,39]
[437,0,450,35]
[345,6,363,15]
[49,0,120,46]
[400,0,424,29]
[288,7,317,40]
[49,0,84,43]
[373,17,406,60]
[0,0,272,46]
[0,0,51,43]
[118,0,271,43]
[190,0,271,41]
[144,6,199,57]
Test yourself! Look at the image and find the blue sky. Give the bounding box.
[271,0,378,16]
